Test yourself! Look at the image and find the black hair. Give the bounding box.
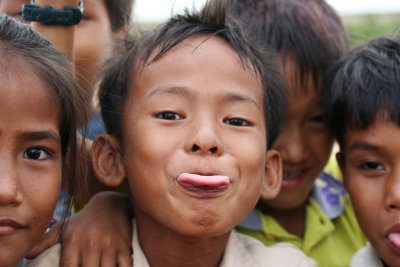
[229,0,348,90]
[98,0,285,149]
[104,0,134,32]
[323,36,400,148]
[0,14,89,224]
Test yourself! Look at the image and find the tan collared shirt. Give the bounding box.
[29,220,317,267]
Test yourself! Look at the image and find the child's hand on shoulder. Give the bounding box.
[26,191,134,267]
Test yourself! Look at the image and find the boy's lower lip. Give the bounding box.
[177,173,230,196]
[281,171,306,188]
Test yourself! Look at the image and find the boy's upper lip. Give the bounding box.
[282,168,309,179]
[385,224,400,236]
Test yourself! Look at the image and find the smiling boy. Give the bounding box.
[28,0,317,266]
[323,36,400,267]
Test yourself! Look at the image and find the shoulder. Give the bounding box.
[350,242,384,267]
[224,231,317,267]
[27,243,61,267]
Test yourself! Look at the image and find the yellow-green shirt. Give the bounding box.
[236,171,366,267]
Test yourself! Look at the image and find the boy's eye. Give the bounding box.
[309,115,324,124]
[22,147,51,161]
[224,118,253,127]
[359,161,385,171]
[155,111,183,120]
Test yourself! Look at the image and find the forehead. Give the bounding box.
[0,57,55,100]
[133,35,263,100]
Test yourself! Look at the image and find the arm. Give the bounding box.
[31,0,79,59]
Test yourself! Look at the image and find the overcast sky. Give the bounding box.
[133,0,400,23]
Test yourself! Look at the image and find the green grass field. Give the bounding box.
[342,13,400,47]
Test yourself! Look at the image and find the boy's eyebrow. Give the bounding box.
[149,86,260,109]
[222,92,261,110]
[19,131,61,143]
[349,141,379,152]
[148,86,190,97]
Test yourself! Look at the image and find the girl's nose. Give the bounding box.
[0,162,20,205]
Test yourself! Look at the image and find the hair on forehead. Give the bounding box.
[323,36,400,148]
[99,0,286,149]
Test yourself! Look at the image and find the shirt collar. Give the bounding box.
[238,171,347,231]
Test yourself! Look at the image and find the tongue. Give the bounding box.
[389,233,400,248]
[177,173,230,187]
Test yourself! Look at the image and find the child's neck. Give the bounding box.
[136,216,230,267]
[258,201,307,239]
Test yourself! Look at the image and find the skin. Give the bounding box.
[1,2,133,266]
[0,60,61,267]
[340,120,400,267]
[92,35,281,267]
[0,0,116,98]
[258,56,334,238]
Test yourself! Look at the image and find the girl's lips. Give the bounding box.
[177,173,230,194]
[0,219,25,236]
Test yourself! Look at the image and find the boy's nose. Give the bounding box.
[275,129,307,164]
[0,161,21,205]
[185,120,223,156]
[384,169,400,210]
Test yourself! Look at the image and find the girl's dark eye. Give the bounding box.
[224,118,253,126]
[155,111,182,120]
[359,161,384,171]
[23,148,50,161]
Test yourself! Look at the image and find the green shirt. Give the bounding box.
[236,171,367,267]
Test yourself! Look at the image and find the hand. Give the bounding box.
[27,191,133,267]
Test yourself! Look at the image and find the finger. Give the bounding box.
[25,223,62,259]
[116,249,133,267]
[100,250,117,267]
[80,248,101,267]
[60,243,81,267]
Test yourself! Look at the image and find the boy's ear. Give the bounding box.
[261,149,282,200]
[91,134,126,188]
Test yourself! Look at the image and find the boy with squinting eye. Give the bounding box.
[229,0,367,266]
[28,0,317,266]
[323,35,400,267]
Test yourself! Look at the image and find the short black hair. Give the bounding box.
[98,0,285,149]
[104,0,134,32]
[323,36,400,148]
[229,0,348,90]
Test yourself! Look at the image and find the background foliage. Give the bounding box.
[343,13,400,47]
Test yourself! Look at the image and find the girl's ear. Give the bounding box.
[91,134,126,187]
[261,149,282,200]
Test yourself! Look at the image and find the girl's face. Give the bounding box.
[0,62,61,267]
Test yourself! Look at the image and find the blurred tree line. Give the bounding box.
[343,13,400,47]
